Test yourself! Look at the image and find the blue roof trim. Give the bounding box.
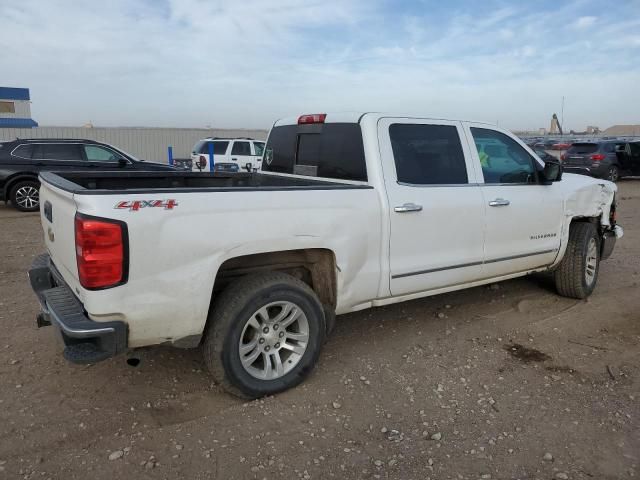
[0,87,30,101]
[0,118,39,128]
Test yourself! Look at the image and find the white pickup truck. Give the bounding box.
[29,112,623,398]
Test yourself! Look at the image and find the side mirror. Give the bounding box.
[541,160,562,184]
[118,158,128,168]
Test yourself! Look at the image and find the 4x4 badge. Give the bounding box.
[114,200,178,211]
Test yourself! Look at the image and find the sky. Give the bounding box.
[1,0,639,131]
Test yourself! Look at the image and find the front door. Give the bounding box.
[378,118,486,297]
[464,124,563,277]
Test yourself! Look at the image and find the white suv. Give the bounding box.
[191,138,265,173]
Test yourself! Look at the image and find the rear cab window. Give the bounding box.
[263,123,367,181]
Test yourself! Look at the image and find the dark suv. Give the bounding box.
[0,139,176,211]
[561,140,639,182]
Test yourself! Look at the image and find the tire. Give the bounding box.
[607,165,619,182]
[554,222,600,299]
[10,179,40,212]
[202,272,326,398]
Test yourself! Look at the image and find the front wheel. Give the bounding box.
[202,272,326,398]
[554,222,600,299]
[10,180,40,212]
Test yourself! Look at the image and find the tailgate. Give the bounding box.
[564,143,598,166]
[39,179,82,296]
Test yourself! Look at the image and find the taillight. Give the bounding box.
[560,153,566,161]
[591,153,606,161]
[75,214,127,289]
[298,113,326,124]
[199,155,207,168]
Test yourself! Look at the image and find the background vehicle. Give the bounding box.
[561,140,629,181]
[551,140,572,150]
[534,149,558,162]
[534,139,556,149]
[191,138,265,173]
[0,138,176,212]
[30,112,621,399]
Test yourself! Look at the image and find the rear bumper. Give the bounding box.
[28,254,127,364]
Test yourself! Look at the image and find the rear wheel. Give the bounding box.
[554,222,600,299]
[10,180,40,212]
[607,165,619,182]
[202,272,326,398]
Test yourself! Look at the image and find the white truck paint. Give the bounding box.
[31,112,622,395]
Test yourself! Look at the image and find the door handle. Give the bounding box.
[489,198,510,207]
[232,158,238,161]
[394,203,423,213]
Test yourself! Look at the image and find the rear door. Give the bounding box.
[231,140,252,171]
[464,123,563,277]
[378,118,486,296]
[34,143,86,172]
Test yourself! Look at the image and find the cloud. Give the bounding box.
[0,0,638,131]
[573,15,597,28]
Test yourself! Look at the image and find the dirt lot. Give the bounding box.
[1,181,639,480]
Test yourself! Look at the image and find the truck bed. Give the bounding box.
[40,171,370,195]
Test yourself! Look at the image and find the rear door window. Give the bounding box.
[263,123,367,181]
[567,143,598,155]
[11,144,34,159]
[231,141,251,156]
[389,123,468,184]
[196,141,229,155]
[41,144,83,161]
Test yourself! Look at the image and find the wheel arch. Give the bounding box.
[193,248,337,346]
[211,248,338,309]
[4,172,40,201]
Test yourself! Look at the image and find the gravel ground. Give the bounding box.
[0,180,639,480]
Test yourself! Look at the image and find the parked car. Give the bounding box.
[0,138,176,212]
[30,112,622,398]
[534,149,558,162]
[534,139,556,149]
[191,138,265,173]
[551,140,572,150]
[561,141,635,181]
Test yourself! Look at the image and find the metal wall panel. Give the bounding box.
[0,126,268,163]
